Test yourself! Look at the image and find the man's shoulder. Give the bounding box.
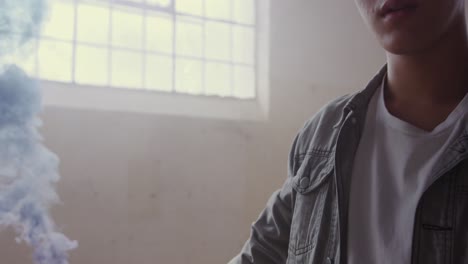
[293,65,387,155]
[301,93,354,135]
[295,93,355,155]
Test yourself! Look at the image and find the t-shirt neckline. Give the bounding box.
[377,75,468,137]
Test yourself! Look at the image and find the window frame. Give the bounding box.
[40,0,270,121]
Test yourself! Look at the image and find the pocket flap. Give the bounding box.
[292,152,334,194]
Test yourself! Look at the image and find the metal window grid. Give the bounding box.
[34,0,257,99]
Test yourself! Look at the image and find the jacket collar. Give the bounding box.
[333,65,388,129]
[345,64,388,113]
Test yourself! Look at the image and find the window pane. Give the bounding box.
[75,45,109,86]
[176,17,202,57]
[205,0,231,20]
[234,0,255,25]
[36,0,257,99]
[147,0,171,7]
[112,7,143,49]
[205,21,230,61]
[233,66,255,99]
[111,50,143,89]
[233,26,254,65]
[145,55,172,92]
[42,0,75,41]
[176,0,202,16]
[175,58,202,95]
[205,62,231,97]
[37,40,72,82]
[77,3,110,45]
[146,13,173,54]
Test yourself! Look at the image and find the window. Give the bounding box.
[21,0,258,99]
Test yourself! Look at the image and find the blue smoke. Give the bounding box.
[0,0,46,57]
[0,0,78,263]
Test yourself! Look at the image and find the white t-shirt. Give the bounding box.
[347,77,468,264]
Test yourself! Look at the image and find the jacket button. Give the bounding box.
[299,177,309,188]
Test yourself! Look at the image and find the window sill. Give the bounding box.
[41,81,269,122]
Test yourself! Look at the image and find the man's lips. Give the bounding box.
[379,0,419,17]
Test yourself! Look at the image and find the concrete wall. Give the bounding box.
[0,1,385,263]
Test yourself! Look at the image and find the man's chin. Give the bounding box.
[380,39,431,56]
[379,29,452,57]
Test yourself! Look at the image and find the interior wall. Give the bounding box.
[0,1,385,263]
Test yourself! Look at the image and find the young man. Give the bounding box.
[231,0,468,263]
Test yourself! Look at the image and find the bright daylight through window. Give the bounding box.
[17,0,257,99]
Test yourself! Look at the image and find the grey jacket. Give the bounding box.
[230,66,468,264]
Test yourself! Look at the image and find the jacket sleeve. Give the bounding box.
[228,134,301,264]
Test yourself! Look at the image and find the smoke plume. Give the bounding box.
[0,0,78,263]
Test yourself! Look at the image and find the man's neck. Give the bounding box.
[384,18,468,131]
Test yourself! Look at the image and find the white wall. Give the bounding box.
[0,1,385,263]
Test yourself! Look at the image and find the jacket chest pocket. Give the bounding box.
[412,162,468,264]
[413,172,455,264]
[452,163,468,264]
[288,152,339,263]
